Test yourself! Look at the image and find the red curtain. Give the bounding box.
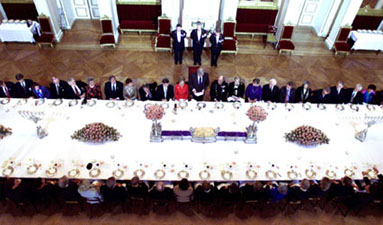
[2,3,38,21]
[117,4,161,24]
[235,9,278,33]
[352,15,383,30]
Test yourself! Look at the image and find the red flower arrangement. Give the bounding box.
[145,104,165,120]
[246,106,267,122]
[285,125,329,146]
[71,122,121,143]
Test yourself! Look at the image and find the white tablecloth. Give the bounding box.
[0,99,382,181]
[0,23,34,43]
[350,31,383,51]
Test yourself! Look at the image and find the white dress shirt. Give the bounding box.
[163,85,167,99]
[177,31,181,43]
[197,29,201,41]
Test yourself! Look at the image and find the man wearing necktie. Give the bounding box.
[329,81,345,104]
[0,80,13,98]
[345,83,363,104]
[64,77,85,99]
[14,73,33,98]
[190,22,208,65]
[209,29,225,67]
[49,76,68,99]
[171,24,187,65]
[279,81,296,103]
[104,75,124,100]
[156,78,174,101]
[189,67,209,101]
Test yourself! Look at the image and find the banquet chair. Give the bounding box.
[221,19,238,55]
[155,16,171,52]
[100,19,116,48]
[277,25,295,55]
[37,16,55,48]
[334,26,352,56]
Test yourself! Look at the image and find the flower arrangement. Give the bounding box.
[145,104,165,120]
[246,106,267,122]
[285,125,329,146]
[71,122,121,143]
[0,125,12,139]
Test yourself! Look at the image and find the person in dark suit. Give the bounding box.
[279,81,296,103]
[156,78,174,101]
[127,176,148,198]
[14,73,33,98]
[210,75,228,101]
[0,80,14,98]
[228,76,245,101]
[190,22,208,65]
[288,179,311,202]
[139,83,154,101]
[100,177,126,203]
[262,78,279,102]
[64,77,86,99]
[32,82,51,99]
[295,81,312,103]
[57,176,81,202]
[50,76,67,99]
[329,81,346,104]
[189,67,209,101]
[104,75,123,100]
[311,87,331,104]
[149,182,173,201]
[344,84,363,104]
[171,24,187,65]
[209,29,224,67]
[194,181,217,203]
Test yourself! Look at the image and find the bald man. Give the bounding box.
[262,78,280,102]
[210,75,228,101]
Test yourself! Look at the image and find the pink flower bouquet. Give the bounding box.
[285,125,329,146]
[246,106,267,122]
[145,104,165,120]
[71,122,121,143]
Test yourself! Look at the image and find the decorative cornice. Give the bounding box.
[0,0,33,3]
[238,0,278,10]
[117,0,160,5]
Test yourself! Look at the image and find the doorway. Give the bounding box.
[71,0,99,19]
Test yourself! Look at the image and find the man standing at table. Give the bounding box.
[0,80,14,98]
[14,74,33,98]
[190,21,208,65]
[104,76,124,100]
[210,29,224,67]
[171,24,187,65]
[189,67,209,101]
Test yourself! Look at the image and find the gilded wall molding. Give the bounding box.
[117,0,160,5]
[357,6,383,17]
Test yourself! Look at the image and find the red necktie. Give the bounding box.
[4,87,10,98]
[74,86,80,96]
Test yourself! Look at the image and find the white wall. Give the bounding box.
[60,0,76,29]
[313,0,332,35]
[34,0,64,42]
[161,0,180,30]
[99,0,119,43]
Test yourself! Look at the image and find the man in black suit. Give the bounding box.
[49,76,67,99]
[104,75,124,100]
[295,81,311,103]
[156,78,174,101]
[171,24,187,65]
[279,81,296,103]
[262,78,279,102]
[210,75,228,101]
[311,87,331,104]
[139,83,154,101]
[14,73,33,98]
[209,29,224,67]
[100,177,126,203]
[189,67,209,101]
[344,83,363,104]
[0,80,14,98]
[64,77,86,99]
[329,81,346,104]
[190,21,208,65]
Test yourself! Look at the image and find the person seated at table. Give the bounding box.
[85,77,102,100]
[217,182,241,203]
[157,78,174,101]
[149,182,173,201]
[174,76,189,101]
[362,84,376,104]
[173,178,194,203]
[50,76,67,99]
[4,178,28,203]
[100,177,127,203]
[127,176,149,198]
[14,73,34,98]
[310,87,331,104]
[245,78,262,103]
[345,83,363,104]
[77,179,104,204]
[262,78,279,102]
[288,179,310,202]
[189,67,209,101]
[57,176,81,202]
[139,84,154,101]
[0,80,14,98]
[240,181,266,201]
[279,81,296,103]
[64,77,85,99]
[104,75,124,100]
[228,76,245,102]
[329,81,346,104]
[32,82,51,99]
[123,78,138,100]
[267,182,288,203]
[210,75,228,101]
[194,181,217,203]
[295,81,312,103]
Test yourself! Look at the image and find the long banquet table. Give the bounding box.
[350,30,383,51]
[0,23,34,43]
[0,98,382,181]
